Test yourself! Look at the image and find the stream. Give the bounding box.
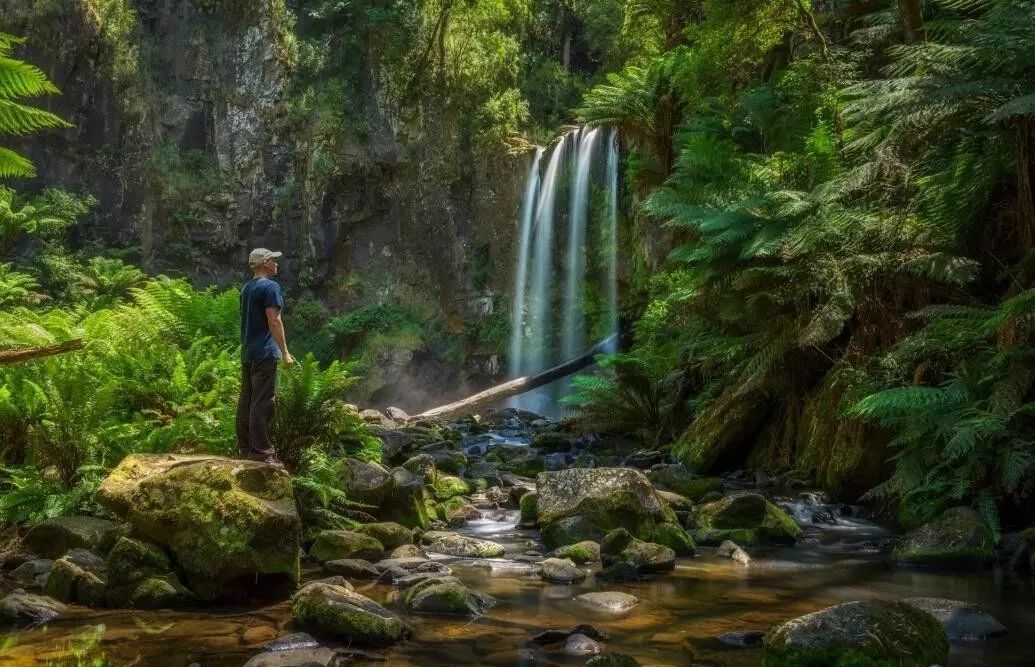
[1,425,1033,667]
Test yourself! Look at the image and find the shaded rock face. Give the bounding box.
[22,517,118,559]
[900,597,1006,640]
[688,492,801,546]
[646,466,723,501]
[0,590,66,627]
[1,0,526,414]
[892,506,995,568]
[42,549,106,606]
[536,468,676,548]
[96,454,300,601]
[600,529,675,574]
[291,582,409,647]
[309,531,384,563]
[763,600,949,667]
[105,537,193,609]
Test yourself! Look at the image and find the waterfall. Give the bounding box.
[605,128,619,353]
[507,147,544,380]
[507,127,618,415]
[562,127,601,360]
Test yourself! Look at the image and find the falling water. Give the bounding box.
[507,147,544,380]
[562,127,601,360]
[526,133,570,376]
[605,128,619,353]
[508,128,618,415]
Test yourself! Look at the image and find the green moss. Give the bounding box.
[553,541,599,564]
[292,585,407,647]
[649,522,696,556]
[690,493,801,546]
[519,492,538,524]
[310,530,384,562]
[431,475,471,500]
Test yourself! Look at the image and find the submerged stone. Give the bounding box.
[291,581,409,647]
[718,630,764,647]
[892,507,995,569]
[564,632,601,656]
[403,575,495,616]
[763,600,948,667]
[96,454,300,600]
[575,591,639,613]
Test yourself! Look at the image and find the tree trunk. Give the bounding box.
[0,339,84,365]
[898,0,925,44]
[417,334,619,420]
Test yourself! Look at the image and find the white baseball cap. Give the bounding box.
[248,248,282,265]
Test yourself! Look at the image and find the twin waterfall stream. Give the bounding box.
[508,128,620,415]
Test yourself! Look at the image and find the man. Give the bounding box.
[237,247,294,464]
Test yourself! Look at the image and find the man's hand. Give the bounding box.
[282,352,295,369]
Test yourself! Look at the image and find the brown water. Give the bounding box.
[2,510,1032,666]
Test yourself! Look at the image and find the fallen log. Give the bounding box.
[0,339,84,365]
[417,333,619,420]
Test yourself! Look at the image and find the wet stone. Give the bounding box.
[540,558,586,584]
[900,597,1006,640]
[322,559,380,579]
[9,559,52,588]
[564,633,602,656]
[532,624,608,645]
[716,540,751,565]
[263,632,320,652]
[575,591,639,612]
[718,630,765,647]
[0,589,66,626]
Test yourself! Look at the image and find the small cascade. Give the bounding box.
[508,127,620,415]
[507,147,544,381]
[604,128,620,353]
[562,127,601,360]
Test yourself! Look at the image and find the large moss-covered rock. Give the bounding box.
[353,522,413,550]
[550,541,600,564]
[291,581,409,647]
[378,468,432,529]
[646,465,724,501]
[336,458,394,505]
[310,531,384,563]
[96,454,300,600]
[403,575,495,616]
[763,600,948,667]
[43,549,106,606]
[536,468,676,548]
[498,452,545,478]
[23,517,118,559]
[646,522,695,556]
[519,491,538,527]
[892,507,994,569]
[105,536,193,609]
[689,492,801,546]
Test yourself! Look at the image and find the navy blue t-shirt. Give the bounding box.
[240,277,284,363]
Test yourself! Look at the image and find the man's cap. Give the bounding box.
[248,248,282,265]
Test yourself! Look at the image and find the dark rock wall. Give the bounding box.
[3,0,527,411]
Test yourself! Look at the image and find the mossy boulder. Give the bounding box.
[378,468,432,529]
[536,468,677,549]
[43,549,106,606]
[540,557,587,584]
[335,458,394,505]
[646,465,723,501]
[291,581,409,647]
[23,517,118,559]
[105,536,193,609]
[550,540,600,564]
[310,531,384,563]
[600,529,675,573]
[96,454,300,600]
[439,496,480,526]
[431,474,471,500]
[498,453,545,478]
[425,533,505,558]
[403,575,495,616]
[353,522,413,550]
[647,522,696,556]
[689,492,801,546]
[763,600,948,667]
[532,431,572,452]
[892,506,995,569]
[519,491,538,527]
[401,454,437,480]
[429,449,468,475]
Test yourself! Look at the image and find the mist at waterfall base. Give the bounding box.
[508,127,620,418]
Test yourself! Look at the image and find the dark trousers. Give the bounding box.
[237,360,278,460]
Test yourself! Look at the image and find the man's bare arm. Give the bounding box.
[266,306,294,367]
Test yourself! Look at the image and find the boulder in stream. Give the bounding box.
[688,492,801,546]
[291,581,410,646]
[105,536,194,609]
[536,468,677,549]
[309,530,384,563]
[540,557,587,584]
[96,454,300,600]
[425,533,505,558]
[892,506,995,569]
[403,575,495,616]
[352,522,413,550]
[600,529,675,573]
[0,589,66,626]
[900,597,1006,640]
[550,540,600,564]
[763,600,948,667]
[575,591,639,613]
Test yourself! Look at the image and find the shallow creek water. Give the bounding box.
[2,504,1033,667]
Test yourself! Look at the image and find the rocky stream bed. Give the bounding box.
[1,409,1032,666]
